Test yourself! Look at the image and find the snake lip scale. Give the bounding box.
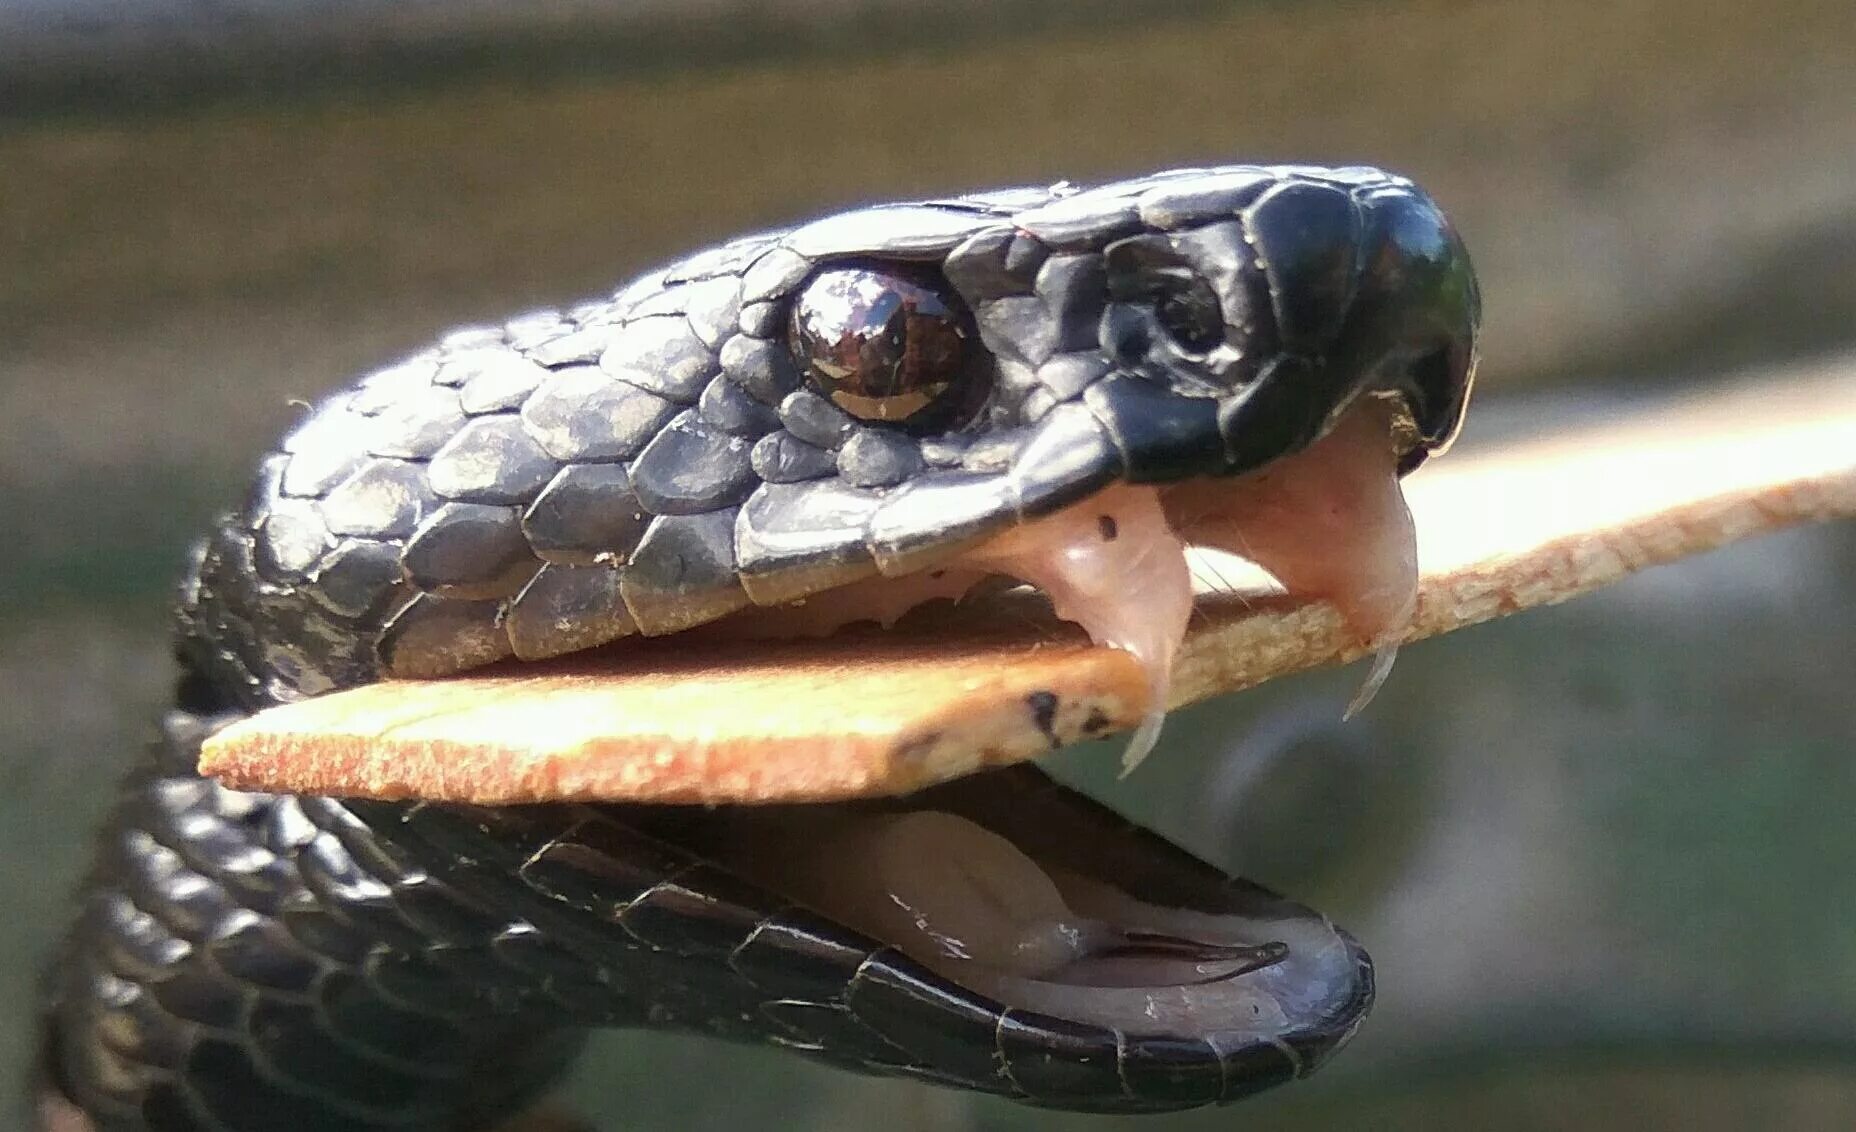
[41,164,1479,1128]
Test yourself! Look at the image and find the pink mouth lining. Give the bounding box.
[717,397,1419,769]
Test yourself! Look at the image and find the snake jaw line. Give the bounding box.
[951,395,1420,766]
[710,396,1420,766]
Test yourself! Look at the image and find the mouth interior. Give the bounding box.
[634,765,1362,1038]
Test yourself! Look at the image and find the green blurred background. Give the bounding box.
[5,0,1856,1127]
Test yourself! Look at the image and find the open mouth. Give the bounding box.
[522,393,1411,1099]
[217,391,1416,1106]
[616,761,1373,1084]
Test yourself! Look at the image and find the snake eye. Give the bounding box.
[787,262,987,431]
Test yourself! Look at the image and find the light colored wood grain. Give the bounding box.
[201,369,1856,804]
[202,623,1146,804]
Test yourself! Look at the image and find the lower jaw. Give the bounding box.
[619,760,1369,1044]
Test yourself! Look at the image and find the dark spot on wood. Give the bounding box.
[896,733,943,764]
[1025,690,1061,748]
[1097,515,1118,541]
[1081,708,1111,735]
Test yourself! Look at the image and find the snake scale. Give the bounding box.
[38,164,1479,1130]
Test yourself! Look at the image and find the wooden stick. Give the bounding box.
[201,365,1856,804]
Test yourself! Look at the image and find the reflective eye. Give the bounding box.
[787,263,985,430]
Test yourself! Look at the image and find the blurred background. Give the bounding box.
[4,1,1855,1128]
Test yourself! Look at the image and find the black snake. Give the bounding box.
[39,164,1479,1130]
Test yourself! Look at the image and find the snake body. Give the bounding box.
[40,165,1478,1130]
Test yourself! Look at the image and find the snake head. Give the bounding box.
[733,165,1477,605]
[208,165,1477,702]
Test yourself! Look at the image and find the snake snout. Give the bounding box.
[1075,177,1478,485]
[1216,180,1481,478]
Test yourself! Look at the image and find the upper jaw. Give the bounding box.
[976,174,1479,490]
[732,166,1479,628]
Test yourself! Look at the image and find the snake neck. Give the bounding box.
[174,511,393,713]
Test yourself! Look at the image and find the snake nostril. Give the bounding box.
[1153,276,1226,355]
[1104,234,1229,361]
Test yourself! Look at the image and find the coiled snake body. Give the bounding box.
[39,165,1479,1130]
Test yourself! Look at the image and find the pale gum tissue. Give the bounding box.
[715,398,1416,771]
